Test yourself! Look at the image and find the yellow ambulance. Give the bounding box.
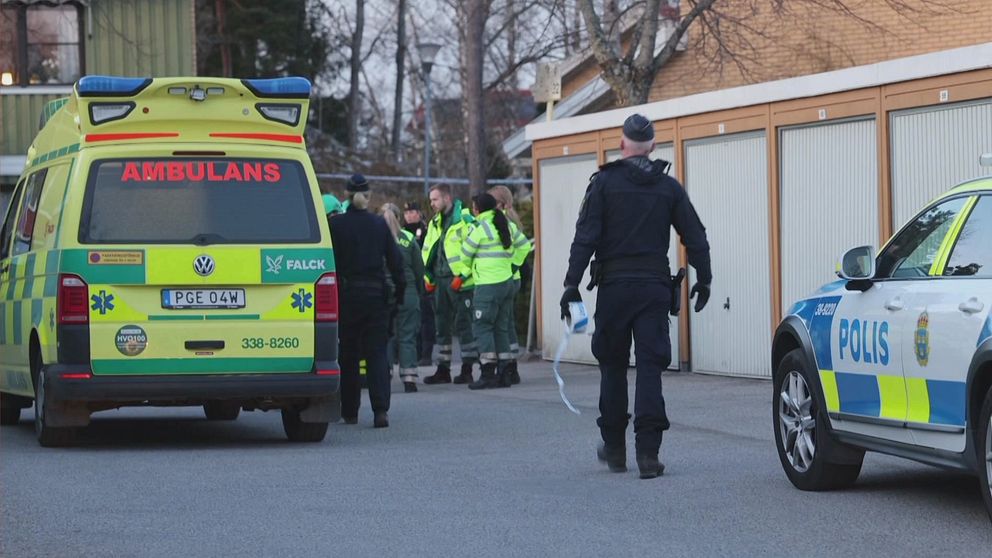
[0,76,340,446]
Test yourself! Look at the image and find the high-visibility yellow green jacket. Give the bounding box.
[460,210,532,286]
[422,200,476,288]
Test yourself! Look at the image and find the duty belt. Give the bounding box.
[587,256,669,290]
[339,277,384,290]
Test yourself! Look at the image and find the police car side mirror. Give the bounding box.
[838,245,875,292]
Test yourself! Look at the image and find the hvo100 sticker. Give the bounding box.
[115,325,148,357]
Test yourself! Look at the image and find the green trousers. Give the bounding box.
[393,286,421,379]
[434,277,478,365]
[508,278,521,358]
[472,281,515,364]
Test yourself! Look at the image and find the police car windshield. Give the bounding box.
[79,158,321,244]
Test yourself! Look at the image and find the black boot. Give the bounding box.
[468,363,500,390]
[453,362,474,384]
[423,363,451,385]
[403,382,418,393]
[636,454,665,479]
[496,361,512,388]
[374,412,389,428]
[597,443,627,473]
[507,361,521,385]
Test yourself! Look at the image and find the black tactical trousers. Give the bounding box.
[591,282,672,456]
[339,284,391,418]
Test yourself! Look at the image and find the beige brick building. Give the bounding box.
[513,4,992,376]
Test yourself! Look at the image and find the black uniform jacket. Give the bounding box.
[329,206,405,293]
[565,156,712,288]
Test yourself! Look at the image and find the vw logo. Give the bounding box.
[193,255,215,277]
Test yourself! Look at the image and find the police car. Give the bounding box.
[773,166,992,519]
[0,76,340,446]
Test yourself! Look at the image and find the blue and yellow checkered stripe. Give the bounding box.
[1,250,61,347]
[819,370,966,427]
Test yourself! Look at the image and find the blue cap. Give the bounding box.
[623,113,654,142]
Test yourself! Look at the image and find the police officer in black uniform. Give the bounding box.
[561,114,712,479]
[329,174,405,428]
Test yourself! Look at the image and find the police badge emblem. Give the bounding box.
[915,311,930,367]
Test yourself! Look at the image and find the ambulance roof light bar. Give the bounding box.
[241,77,311,99]
[981,153,992,167]
[77,75,152,97]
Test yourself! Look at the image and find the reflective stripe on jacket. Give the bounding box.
[460,210,531,285]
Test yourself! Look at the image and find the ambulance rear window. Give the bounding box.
[79,158,321,244]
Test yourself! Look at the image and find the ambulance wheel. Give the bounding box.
[773,349,862,491]
[203,401,241,421]
[33,368,76,448]
[976,385,992,523]
[281,408,328,443]
[1,393,22,425]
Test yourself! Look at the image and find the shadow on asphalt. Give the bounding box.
[848,468,983,507]
[6,414,298,450]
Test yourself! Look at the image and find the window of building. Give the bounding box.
[0,2,83,87]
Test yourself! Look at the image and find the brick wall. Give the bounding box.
[559,1,991,107]
[647,0,991,103]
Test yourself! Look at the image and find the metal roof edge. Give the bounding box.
[525,42,992,142]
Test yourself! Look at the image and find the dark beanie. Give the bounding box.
[346,173,369,192]
[623,113,654,142]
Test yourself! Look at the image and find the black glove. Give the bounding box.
[690,282,711,312]
[560,286,581,322]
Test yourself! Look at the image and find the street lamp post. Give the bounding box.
[417,42,441,197]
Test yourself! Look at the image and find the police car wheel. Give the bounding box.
[33,368,76,448]
[203,401,241,421]
[281,408,329,443]
[773,349,862,491]
[0,393,22,426]
[976,385,992,522]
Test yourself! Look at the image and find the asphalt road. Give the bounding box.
[2,360,991,557]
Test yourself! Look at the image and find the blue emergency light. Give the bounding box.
[242,77,311,99]
[77,75,152,97]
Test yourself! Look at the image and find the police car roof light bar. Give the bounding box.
[77,75,153,97]
[980,153,992,167]
[241,77,311,99]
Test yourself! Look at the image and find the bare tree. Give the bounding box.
[577,0,959,107]
[391,0,407,158]
[461,0,489,193]
[347,0,365,150]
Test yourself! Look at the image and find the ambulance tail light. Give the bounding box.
[89,102,135,125]
[315,273,338,322]
[57,274,89,325]
[256,103,302,126]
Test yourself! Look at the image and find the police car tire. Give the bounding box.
[774,349,863,491]
[1,393,22,426]
[203,401,241,421]
[281,408,328,443]
[976,386,992,522]
[33,368,76,448]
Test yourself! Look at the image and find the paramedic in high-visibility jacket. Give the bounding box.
[561,114,713,479]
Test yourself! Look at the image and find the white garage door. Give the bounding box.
[779,118,878,310]
[684,132,772,377]
[606,144,680,369]
[891,99,992,227]
[539,153,600,363]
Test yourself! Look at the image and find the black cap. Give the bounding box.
[623,113,654,142]
[404,201,420,211]
[346,173,369,192]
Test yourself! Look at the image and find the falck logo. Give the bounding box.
[193,255,215,277]
[266,255,284,275]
